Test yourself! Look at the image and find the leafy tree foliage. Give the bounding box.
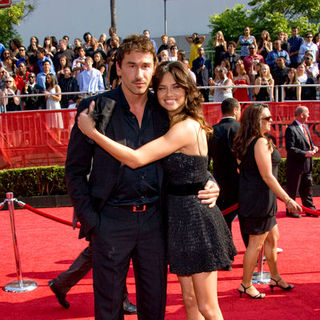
[209,2,320,46]
[0,1,34,46]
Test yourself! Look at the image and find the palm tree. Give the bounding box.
[110,0,116,28]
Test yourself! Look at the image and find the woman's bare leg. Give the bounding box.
[192,271,223,320]
[178,275,204,320]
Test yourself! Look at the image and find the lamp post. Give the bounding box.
[164,0,167,34]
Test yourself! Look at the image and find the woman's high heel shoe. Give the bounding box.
[238,283,265,299]
[269,278,294,292]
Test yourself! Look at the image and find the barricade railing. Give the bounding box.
[2,83,320,113]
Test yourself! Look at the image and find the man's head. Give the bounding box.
[143,30,150,38]
[304,52,313,66]
[276,56,286,68]
[274,40,282,51]
[161,34,168,44]
[170,45,178,56]
[111,35,120,48]
[78,47,86,58]
[295,106,309,124]
[85,56,93,69]
[28,73,36,84]
[291,27,299,37]
[248,44,256,55]
[109,27,117,37]
[37,48,46,60]
[305,32,313,43]
[227,41,236,54]
[116,34,156,68]
[59,39,67,51]
[18,62,27,74]
[221,98,241,120]
[64,67,72,78]
[19,46,27,57]
[116,34,156,97]
[42,60,51,73]
[198,47,205,57]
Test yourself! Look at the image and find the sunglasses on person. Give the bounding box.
[261,116,272,122]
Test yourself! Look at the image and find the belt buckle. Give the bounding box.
[133,205,146,212]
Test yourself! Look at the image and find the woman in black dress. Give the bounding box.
[78,61,236,319]
[283,68,301,101]
[233,104,302,299]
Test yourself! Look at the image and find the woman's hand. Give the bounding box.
[286,198,302,213]
[77,102,97,139]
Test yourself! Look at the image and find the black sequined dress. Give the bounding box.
[162,153,237,275]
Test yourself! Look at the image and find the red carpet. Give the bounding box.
[1,199,320,319]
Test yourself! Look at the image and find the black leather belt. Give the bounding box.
[119,203,157,212]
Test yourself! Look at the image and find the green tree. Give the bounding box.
[248,0,320,21]
[209,1,320,46]
[0,1,34,46]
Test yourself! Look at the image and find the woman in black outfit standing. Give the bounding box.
[233,104,302,299]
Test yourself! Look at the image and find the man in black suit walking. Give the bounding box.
[285,106,319,218]
[208,98,249,251]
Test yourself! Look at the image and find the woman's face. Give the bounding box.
[157,72,186,116]
[85,34,92,42]
[244,27,250,36]
[297,64,305,74]
[260,108,272,134]
[45,38,51,46]
[94,53,101,63]
[46,75,52,85]
[60,57,67,66]
[6,77,14,87]
[261,65,268,75]
[288,70,294,79]
[74,39,81,47]
[3,50,10,60]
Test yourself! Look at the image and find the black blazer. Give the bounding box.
[208,117,240,204]
[285,120,313,174]
[65,86,169,238]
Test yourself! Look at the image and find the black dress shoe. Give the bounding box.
[48,280,70,309]
[123,297,137,315]
[286,212,301,218]
[306,213,319,217]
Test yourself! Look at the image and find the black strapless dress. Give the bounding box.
[161,153,237,275]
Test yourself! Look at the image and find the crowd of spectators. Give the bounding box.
[1,25,320,111]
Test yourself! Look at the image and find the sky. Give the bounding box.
[15,0,248,45]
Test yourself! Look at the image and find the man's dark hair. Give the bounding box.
[37,47,46,55]
[221,98,240,115]
[116,34,156,67]
[228,41,237,48]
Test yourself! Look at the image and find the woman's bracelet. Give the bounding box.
[285,198,292,206]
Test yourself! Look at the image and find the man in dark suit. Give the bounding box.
[285,106,318,218]
[64,34,219,320]
[208,98,249,250]
[192,47,212,102]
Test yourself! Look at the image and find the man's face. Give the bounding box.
[249,45,256,55]
[143,30,150,38]
[306,34,313,43]
[274,41,281,51]
[198,47,205,56]
[37,51,44,60]
[234,105,241,121]
[276,58,285,68]
[227,44,235,54]
[300,108,310,123]
[292,28,299,37]
[116,51,155,97]
[304,55,313,66]
[64,67,71,78]
[161,36,168,44]
[18,63,26,74]
[28,73,36,84]
[19,47,26,57]
[85,58,93,69]
[43,61,51,73]
[59,40,67,51]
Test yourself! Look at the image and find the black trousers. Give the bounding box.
[287,171,315,209]
[52,246,129,299]
[91,204,167,320]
